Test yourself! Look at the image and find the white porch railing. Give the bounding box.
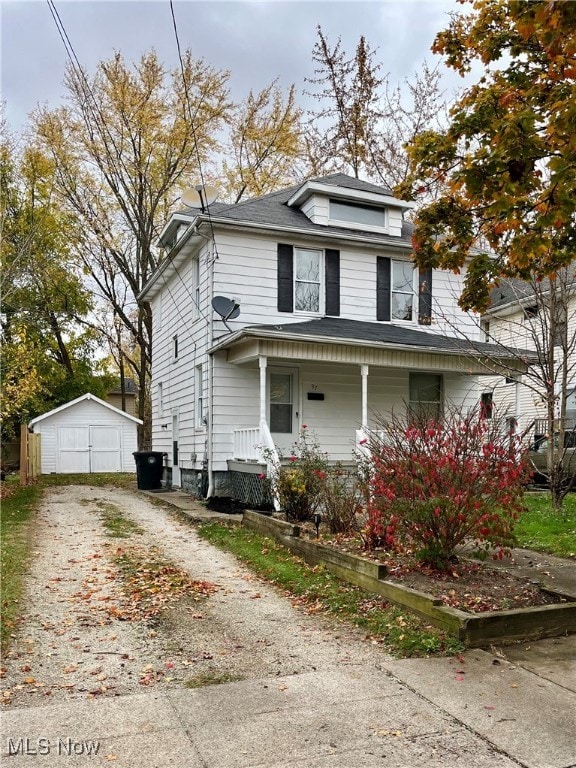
[232,422,281,511]
[233,428,262,461]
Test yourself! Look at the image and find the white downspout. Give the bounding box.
[207,238,216,498]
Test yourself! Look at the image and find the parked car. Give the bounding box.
[528,430,576,485]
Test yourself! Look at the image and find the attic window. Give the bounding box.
[329,200,386,228]
[523,304,539,319]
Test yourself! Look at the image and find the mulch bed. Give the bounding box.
[305,529,564,614]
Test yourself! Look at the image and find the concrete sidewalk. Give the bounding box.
[2,649,575,767]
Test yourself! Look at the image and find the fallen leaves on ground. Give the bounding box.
[108,545,218,622]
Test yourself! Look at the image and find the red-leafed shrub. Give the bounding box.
[362,406,530,569]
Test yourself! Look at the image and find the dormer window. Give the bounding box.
[329,200,387,229]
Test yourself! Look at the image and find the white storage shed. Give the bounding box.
[29,393,142,474]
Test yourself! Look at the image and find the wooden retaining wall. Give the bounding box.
[243,510,576,648]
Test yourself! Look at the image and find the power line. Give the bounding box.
[168,0,220,264]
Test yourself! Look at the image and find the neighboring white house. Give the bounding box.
[480,268,576,440]
[139,173,532,502]
[29,393,143,474]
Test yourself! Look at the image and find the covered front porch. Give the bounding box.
[209,318,532,506]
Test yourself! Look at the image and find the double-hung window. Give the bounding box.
[294,248,322,313]
[377,257,432,325]
[192,257,200,319]
[277,244,340,316]
[391,261,416,321]
[195,364,204,428]
[408,373,443,422]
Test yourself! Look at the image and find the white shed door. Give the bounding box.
[58,427,90,473]
[57,425,122,473]
[90,426,121,472]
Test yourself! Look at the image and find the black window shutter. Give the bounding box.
[418,266,433,325]
[325,249,340,316]
[376,257,391,321]
[277,244,293,313]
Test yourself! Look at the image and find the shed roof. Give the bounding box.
[28,393,143,428]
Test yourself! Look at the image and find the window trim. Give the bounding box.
[391,260,417,322]
[294,247,323,315]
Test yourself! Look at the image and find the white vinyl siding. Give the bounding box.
[211,230,478,338]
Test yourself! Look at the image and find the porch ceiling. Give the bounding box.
[210,318,535,376]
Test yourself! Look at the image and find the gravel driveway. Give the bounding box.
[2,485,385,709]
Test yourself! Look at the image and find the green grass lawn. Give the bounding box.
[1,477,43,652]
[515,492,576,558]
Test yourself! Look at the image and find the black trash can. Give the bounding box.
[133,451,166,490]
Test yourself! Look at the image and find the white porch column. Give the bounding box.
[259,355,267,422]
[360,364,369,429]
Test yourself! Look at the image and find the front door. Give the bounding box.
[172,411,180,486]
[268,368,299,456]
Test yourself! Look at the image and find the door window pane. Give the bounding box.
[270,373,292,433]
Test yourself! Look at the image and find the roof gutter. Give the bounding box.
[208,326,533,363]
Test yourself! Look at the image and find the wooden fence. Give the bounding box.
[20,425,41,486]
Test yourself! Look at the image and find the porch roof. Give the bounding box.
[209,317,536,374]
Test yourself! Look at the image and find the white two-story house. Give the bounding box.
[140,174,531,503]
[481,269,576,442]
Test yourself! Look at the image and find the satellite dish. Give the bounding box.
[181,184,218,212]
[212,295,240,332]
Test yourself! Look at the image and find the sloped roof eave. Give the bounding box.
[208,324,536,369]
[28,393,143,428]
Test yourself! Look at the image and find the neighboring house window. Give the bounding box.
[173,334,179,360]
[480,320,490,342]
[377,257,432,325]
[408,373,443,422]
[523,304,538,319]
[329,200,386,229]
[192,257,200,319]
[195,364,204,427]
[157,382,163,419]
[480,392,494,419]
[277,244,340,316]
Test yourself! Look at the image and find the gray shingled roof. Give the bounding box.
[180,174,413,246]
[488,279,537,310]
[241,317,534,360]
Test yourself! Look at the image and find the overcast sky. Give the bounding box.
[2,0,473,135]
